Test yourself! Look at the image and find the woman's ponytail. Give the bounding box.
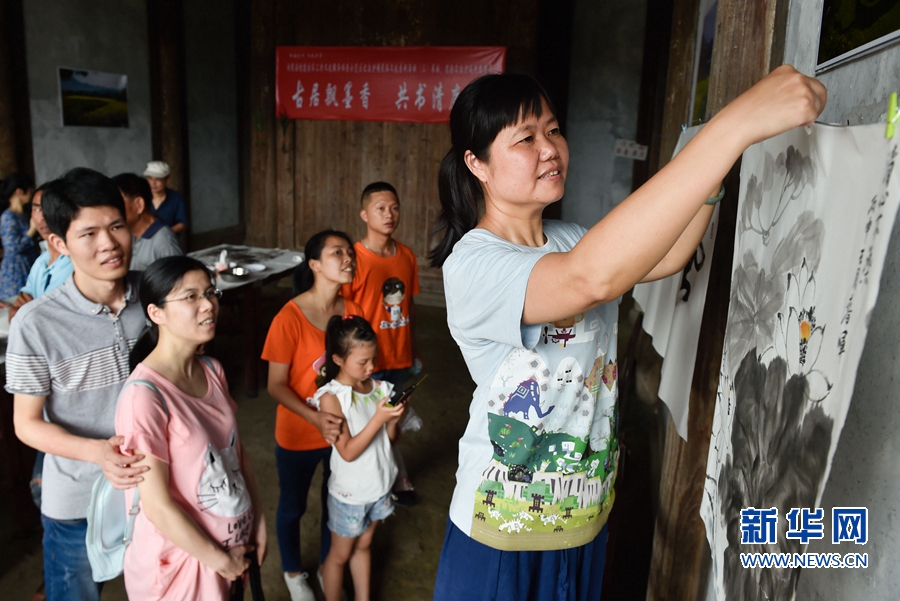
[129,325,159,372]
[292,261,314,296]
[428,149,481,268]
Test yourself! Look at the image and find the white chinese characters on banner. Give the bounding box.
[276,47,506,123]
[701,124,900,601]
[632,125,716,440]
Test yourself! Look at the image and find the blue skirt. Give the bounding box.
[433,518,608,601]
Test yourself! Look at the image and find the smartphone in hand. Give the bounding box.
[387,374,428,407]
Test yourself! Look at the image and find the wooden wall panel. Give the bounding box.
[148,0,190,201]
[287,119,450,256]
[248,0,542,295]
[247,0,276,247]
[647,1,790,600]
[0,0,18,175]
[644,4,703,596]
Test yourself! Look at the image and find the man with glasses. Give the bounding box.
[8,168,149,601]
[8,186,74,320]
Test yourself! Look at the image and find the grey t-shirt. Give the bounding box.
[131,224,183,271]
[5,272,145,520]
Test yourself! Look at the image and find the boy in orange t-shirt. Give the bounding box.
[343,182,421,505]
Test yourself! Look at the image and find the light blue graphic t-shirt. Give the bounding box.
[444,220,619,551]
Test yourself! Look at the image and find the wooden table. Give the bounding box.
[188,244,303,397]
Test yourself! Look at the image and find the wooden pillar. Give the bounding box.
[148,0,190,232]
[247,0,276,248]
[657,0,699,174]
[0,0,18,175]
[646,1,789,600]
[631,0,676,189]
[274,0,298,250]
[0,0,33,178]
[644,1,703,597]
[234,0,251,245]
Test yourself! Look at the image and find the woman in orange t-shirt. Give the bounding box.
[261,230,362,600]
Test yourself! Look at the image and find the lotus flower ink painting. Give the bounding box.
[701,124,900,601]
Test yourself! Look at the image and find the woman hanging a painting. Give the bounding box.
[429,65,826,601]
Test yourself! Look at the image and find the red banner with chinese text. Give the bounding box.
[275,46,506,123]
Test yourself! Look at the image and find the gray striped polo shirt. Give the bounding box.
[5,272,145,520]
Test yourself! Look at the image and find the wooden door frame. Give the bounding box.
[645,1,789,600]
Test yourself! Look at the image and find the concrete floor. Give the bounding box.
[0,293,474,601]
[0,285,660,601]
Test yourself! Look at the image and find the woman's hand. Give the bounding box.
[26,218,38,238]
[718,65,827,148]
[215,544,252,581]
[311,410,344,444]
[254,514,268,566]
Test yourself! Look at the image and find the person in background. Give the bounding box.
[8,185,74,543]
[262,230,360,601]
[313,315,404,601]
[342,182,421,507]
[9,167,150,601]
[143,161,187,234]
[0,172,40,303]
[112,173,183,271]
[9,186,73,321]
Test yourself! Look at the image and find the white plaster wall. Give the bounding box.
[561,0,647,229]
[786,3,900,599]
[24,0,152,184]
[183,0,240,234]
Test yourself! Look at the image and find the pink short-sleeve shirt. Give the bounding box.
[115,358,253,601]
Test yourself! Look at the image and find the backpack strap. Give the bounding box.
[197,354,215,373]
[120,379,169,415]
[123,485,141,545]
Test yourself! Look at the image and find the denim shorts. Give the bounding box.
[327,492,394,538]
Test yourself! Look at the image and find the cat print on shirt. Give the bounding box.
[197,429,251,518]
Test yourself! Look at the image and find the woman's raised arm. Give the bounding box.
[523,65,826,325]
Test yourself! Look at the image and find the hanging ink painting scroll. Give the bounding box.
[701,123,900,601]
[632,125,718,440]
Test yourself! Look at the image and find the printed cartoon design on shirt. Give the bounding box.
[503,379,555,420]
[197,429,251,518]
[379,277,409,329]
[541,314,584,348]
[306,351,325,384]
[471,305,619,546]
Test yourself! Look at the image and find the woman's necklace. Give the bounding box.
[362,238,396,257]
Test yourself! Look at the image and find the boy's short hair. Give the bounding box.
[111,172,153,205]
[361,181,399,207]
[43,168,126,240]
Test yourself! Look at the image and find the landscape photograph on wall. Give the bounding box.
[58,67,129,128]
